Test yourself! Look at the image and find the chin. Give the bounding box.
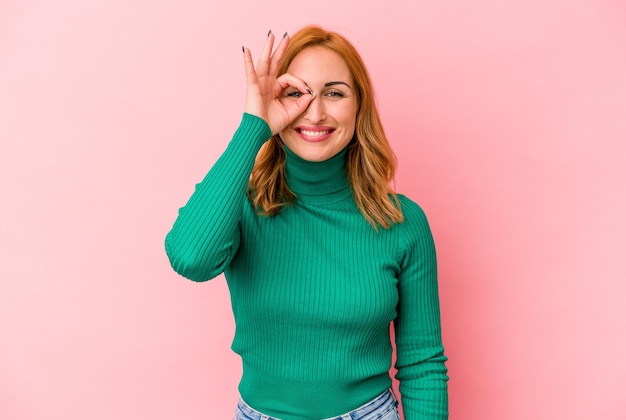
[290,145,338,162]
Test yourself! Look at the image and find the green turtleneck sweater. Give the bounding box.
[165,114,448,419]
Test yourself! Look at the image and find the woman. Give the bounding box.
[165,25,448,420]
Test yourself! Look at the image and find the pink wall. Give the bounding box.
[1,1,625,419]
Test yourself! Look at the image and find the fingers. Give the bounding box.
[276,73,313,97]
[255,31,275,76]
[276,73,315,122]
[268,32,289,76]
[242,47,258,88]
[254,30,290,77]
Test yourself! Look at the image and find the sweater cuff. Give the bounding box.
[241,113,272,138]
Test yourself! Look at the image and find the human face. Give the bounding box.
[279,46,358,162]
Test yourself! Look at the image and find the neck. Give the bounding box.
[284,145,350,204]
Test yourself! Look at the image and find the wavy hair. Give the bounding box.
[248,25,404,230]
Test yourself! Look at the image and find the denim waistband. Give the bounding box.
[235,387,398,420]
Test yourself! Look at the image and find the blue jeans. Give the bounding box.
[234,388,400,420]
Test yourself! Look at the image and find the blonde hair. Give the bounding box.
[248,25,404,230]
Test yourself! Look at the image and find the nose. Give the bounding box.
[303,94,326,123]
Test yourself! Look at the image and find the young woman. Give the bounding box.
[165,25,448,420]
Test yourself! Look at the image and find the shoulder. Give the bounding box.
[397,194,430,228]
[394,194,435,248]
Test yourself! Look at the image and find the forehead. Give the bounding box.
[286,46,352,84]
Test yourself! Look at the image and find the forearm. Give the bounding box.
[396,348,448,419]
[395,198,449,419]
[165,113,271,281]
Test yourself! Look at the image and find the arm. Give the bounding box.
[394,198,449,419]
[165,31,314,281]
[164,114,271,281]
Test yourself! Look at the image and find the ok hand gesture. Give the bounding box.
[243,31,314,135]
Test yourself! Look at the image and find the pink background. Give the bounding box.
[1,0,625,419]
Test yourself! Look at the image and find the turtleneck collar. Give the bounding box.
[284,145,351,204]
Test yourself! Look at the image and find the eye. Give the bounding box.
[325,90,345,98]
[285,90,303,98]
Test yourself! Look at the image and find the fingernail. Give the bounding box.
[283,32,288,39]
[267,29,272,37]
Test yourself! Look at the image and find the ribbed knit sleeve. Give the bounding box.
[165,113,271,281]
[394,197,449,419]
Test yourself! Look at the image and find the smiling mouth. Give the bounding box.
[298,130,331,137]
[297,128,334,137]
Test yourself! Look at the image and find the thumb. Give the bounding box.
[292,91,315,115]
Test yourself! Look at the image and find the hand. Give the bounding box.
[243,31,314,135]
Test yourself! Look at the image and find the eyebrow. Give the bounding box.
[324,81,352,89]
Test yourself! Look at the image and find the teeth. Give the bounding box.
[300,129,330,137]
